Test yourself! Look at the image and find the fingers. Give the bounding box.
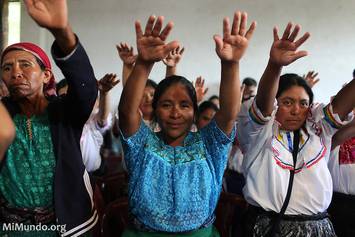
[239,12,247,36]
[281,22,292,40]
[204,88,209,95]
[160,21,174,41]
[288,24,300,42]
[291,50,308,62]
[135,21,143,39]
[231,12,241,35]
[223,17,231,40]
[245,21,257,40]
[144,15,156,36]
[213,35,223,53]
[273,27,280,41]
[164,41,180,56]
[294,32,310,48]
[152,16,164,37]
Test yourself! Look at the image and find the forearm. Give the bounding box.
[50,25,76,55]
[122,64,134,87]
[97,92,110,127]
[255,60,282,116]
[332,119,355,149]
[332,79,355,120]
[166,66,176,77]
[0,103,15,160]
[214,61,240,134]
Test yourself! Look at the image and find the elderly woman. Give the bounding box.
[0,0,97,236]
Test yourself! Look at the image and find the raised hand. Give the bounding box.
[98,73,120,93]
[116,43,137,66]
[135,15,179,63]
[163,46,185,67]
[270,23,310,66]
[214,11,256,63]
[24,0,68,30]
[303,70,320,88]
[194,76,209,103]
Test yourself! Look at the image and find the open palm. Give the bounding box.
[135,16,179,63]
[24,0,68,29]
[214,12,256,63]
[270,23,310,66]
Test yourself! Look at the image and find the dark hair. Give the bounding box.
[276,73,314,104]
[242,77,257,87]
[208,95,219,101]
[152,75,198,120]
[198,101,219,117]
[146,79,158,89]
[56,78,68,93]
[353,69,355,78]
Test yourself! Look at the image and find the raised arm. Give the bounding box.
[0,102,15,160]
[163,46,184,77]
[194,76,209,103]
[24,0,76,54]
[116,43,137,86]
[97,73,120,127]
[332,118,355,149]
[118,16,179,137]
[331,81,355,120]
[304,70,320,88]
[213,11,256,135]
[256,23,310,116]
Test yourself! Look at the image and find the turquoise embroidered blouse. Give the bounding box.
[121,119,235,232]
[0,112,56,208]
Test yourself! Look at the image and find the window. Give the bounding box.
[7,0,21,45]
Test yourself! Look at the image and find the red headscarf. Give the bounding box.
[1,42,56,97]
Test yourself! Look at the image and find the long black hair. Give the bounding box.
[276,73,314,104]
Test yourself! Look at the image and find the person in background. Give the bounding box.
[57,74,119,173]
[196,100,219,129]
[241,77,257,102]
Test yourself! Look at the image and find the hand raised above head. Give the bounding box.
[135,15,179,63]
[116,43,137,66]
[214,11,256,63]
[163,46,185,67]
[24,0,68,30]
[303,70,320,88]
[270,23,310,66]
[98,73,120,93]
[194,76,209,103]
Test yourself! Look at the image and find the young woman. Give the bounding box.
[118,12,255,236]
[237,23,355,237]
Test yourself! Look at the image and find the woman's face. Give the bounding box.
[139,85,155,120]
[276,85,310,131]
[1,50,51,100]
[155,83,194,146]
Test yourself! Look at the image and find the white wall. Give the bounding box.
[20,0,355,110]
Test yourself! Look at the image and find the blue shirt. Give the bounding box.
[121,119,235,232]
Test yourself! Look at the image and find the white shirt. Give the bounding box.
[237,99,353,215]
[329,144,355,195]
[80,111,112,172]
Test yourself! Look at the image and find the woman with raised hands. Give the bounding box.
[237,23,355,237]
[0,0,98,236]
[118,11,255,236]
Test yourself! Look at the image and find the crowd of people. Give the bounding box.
[0,0,354,237]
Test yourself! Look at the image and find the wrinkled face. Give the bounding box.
[139,85,155,120]
[155,83,195,146]
[1,50,51,100]
[243,85,257,101]
[276,85,310,131]
[197,108,216,129]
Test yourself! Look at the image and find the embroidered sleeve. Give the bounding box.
[200,119,235,185]
[310,103,354,137]
[237,98,277,154]
[119,120,150,171]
